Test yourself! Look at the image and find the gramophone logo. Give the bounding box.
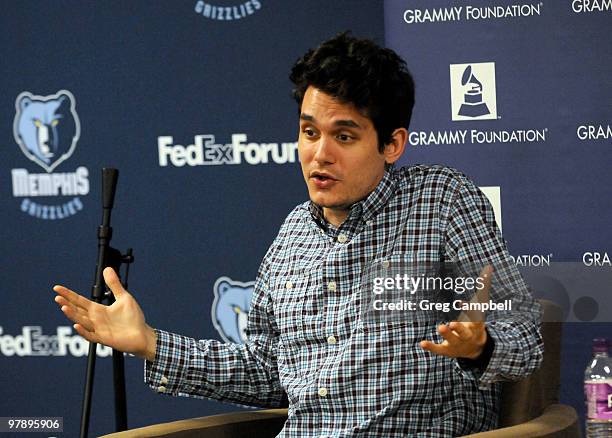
[450,62,497,121]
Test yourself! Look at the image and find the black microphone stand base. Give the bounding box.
[80,247,134,438]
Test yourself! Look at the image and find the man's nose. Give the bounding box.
[313,135,335,165]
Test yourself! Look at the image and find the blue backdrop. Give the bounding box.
[0,0,610,436]
[384,0,612,433]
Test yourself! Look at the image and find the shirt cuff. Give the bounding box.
[455,327,500,389]
[144,329,192,396]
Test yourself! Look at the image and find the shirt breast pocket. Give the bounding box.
[271,272,309,345]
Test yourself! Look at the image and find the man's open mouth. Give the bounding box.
[311,172,337,182]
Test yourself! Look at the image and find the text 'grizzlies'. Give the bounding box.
[194,0,262,20]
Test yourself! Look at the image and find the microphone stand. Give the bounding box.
[80,168,134,438]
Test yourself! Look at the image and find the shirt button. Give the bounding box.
[160,376,168,385]
[366,220,373,226]
[285,281,293,289]
[158,386,166,393]
[327,335,337,345]
[318,387,328,397]
[337,234,348,243]
[382,260,390,269]
[327,281,337,292]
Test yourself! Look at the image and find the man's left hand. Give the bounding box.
[419,265,493,360]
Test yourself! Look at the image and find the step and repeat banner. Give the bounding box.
[0,0,609,436]
[0,1,383,436]
[384,0,611,428]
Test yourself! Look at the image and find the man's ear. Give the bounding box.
[383,128,408,165]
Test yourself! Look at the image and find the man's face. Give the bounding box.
[298,86,387,226]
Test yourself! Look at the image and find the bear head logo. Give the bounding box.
[211,277,254,344]
[13,90,81,173]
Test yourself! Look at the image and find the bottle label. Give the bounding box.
[585,382,612,420]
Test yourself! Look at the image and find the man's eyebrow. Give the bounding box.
[299,113,362,129]
[334,119,361,129]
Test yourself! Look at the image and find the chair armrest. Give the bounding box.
[99,408,289,438]
[102,404,580,438]
[461,404,581,438]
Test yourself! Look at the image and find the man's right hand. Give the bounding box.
[53,267,157,362]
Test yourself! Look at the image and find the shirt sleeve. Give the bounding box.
[443,177,544,390]
[144,252,286,408]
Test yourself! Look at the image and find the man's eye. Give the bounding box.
[337,134,352,142]
[303,128,317,137]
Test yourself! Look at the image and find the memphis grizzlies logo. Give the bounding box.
[13,90,81,173]
[211,277,254,343]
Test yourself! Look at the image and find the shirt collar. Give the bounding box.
[307,170,397,228]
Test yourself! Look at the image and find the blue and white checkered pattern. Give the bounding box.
[146,165,543,437]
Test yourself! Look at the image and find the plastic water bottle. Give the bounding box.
[585,338,612,437]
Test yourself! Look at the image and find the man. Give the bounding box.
[54,33,543,436]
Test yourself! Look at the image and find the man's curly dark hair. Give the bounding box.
[290,32,415,153]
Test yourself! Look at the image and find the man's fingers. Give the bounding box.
[479,265,493,300]
[468,265,493,322]
[60,304,95,332]
[448,321,471,339]
[457,265,494,322]
[53,285,92,310]
[73,324,101,345]
[437,324,461,344]
[103,267,127,299]
[54,296,88,320]
[419,340,452,357]
[422,320,488,359]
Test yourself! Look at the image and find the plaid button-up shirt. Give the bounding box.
[146,165,543,437]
